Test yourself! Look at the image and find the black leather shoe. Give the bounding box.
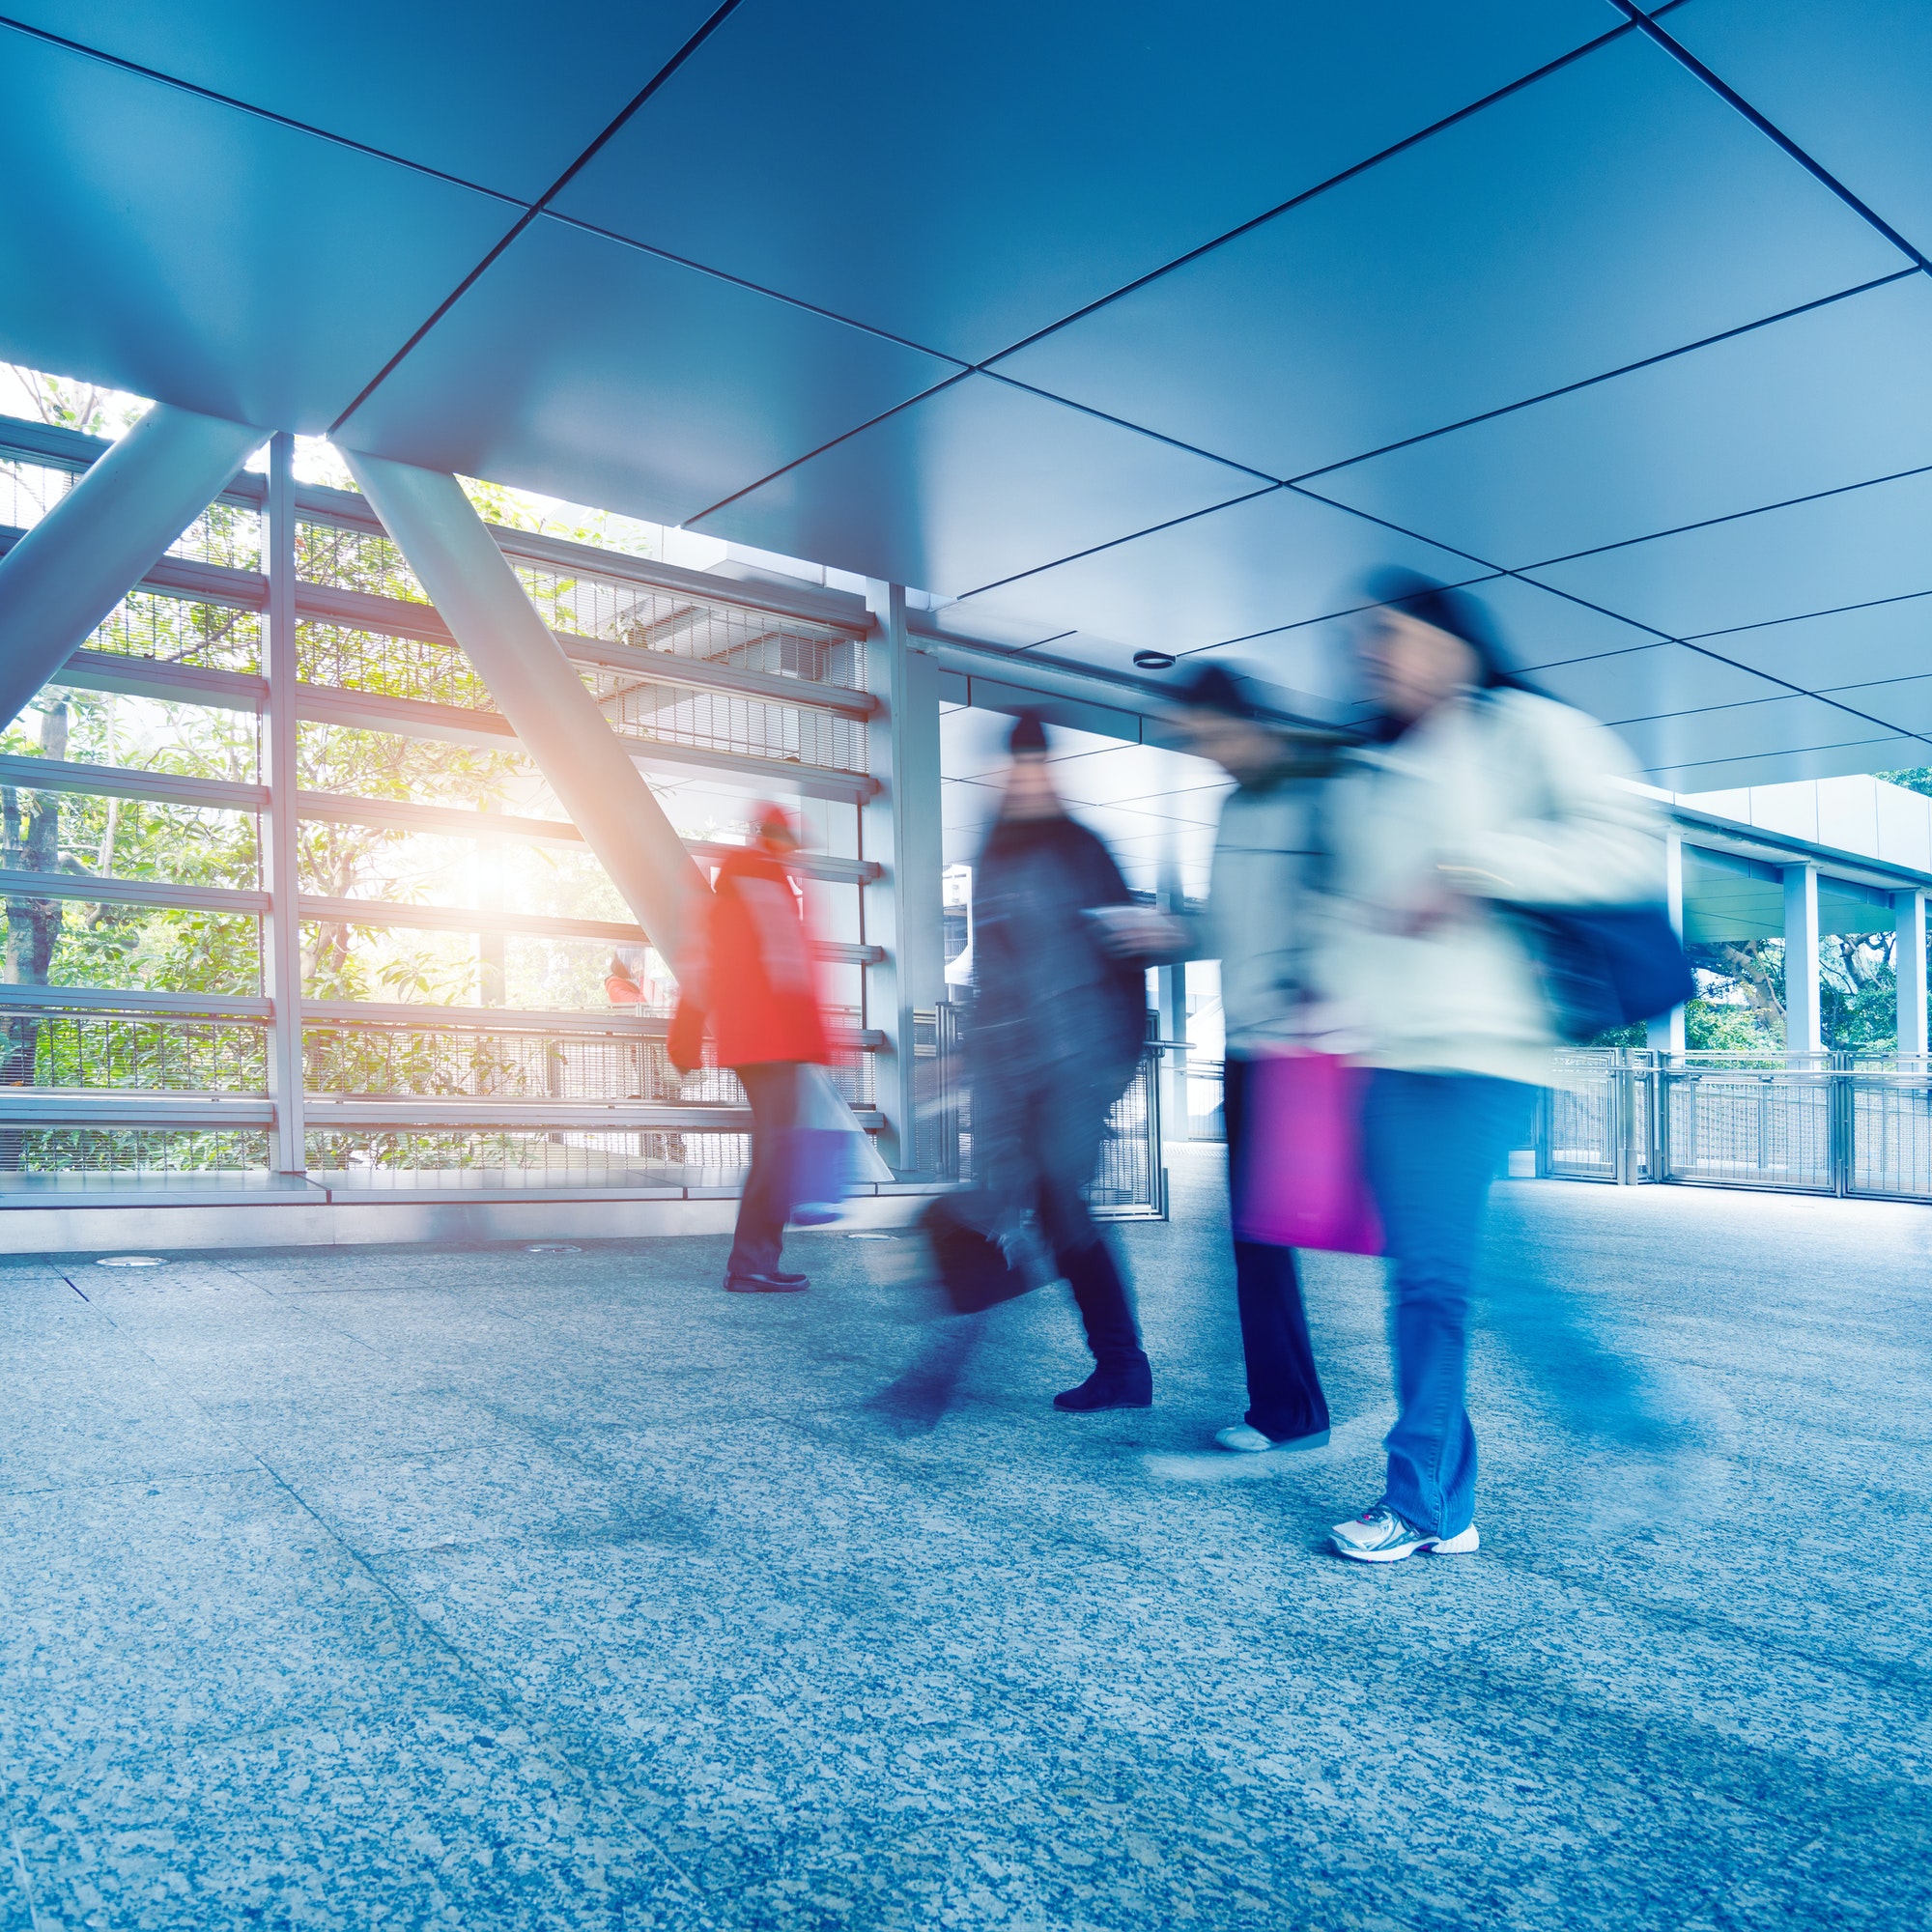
[724,1271,809,1293]
[1053,1360,1153,1411]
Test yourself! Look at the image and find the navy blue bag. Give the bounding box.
[1511,904,1695,1043]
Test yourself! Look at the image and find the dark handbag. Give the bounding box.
[1509,904,1695,1043]
[920,1198,1032,1315]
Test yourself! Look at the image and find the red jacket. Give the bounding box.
[668,846,830,1070]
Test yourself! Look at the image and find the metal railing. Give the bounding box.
[0,998,882,1185]
[0,417,897,1197]
[910,1003,1167,1218]
[1534,1049,1932,1202]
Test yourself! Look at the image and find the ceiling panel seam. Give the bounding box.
[968,23,1636,374]
[1505,584,1932,749]
[1605,0,1932,272]
[543,214,973,369]
[1683,587,1932,647]
[973,372,1278,484]
[939,485,1289,606]
[1281,270,1920,489]
[1513,459,1932,574]
[327,0,752,437]
[676,372,978,527]
[1151,497,1932,753]
[0,14,524,206]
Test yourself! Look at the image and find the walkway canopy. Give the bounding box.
[4,3,1932,790]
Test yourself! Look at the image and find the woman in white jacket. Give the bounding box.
[1318,573,1661,1563]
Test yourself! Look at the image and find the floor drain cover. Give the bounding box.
[526,1243,582,1253]
[96,1255,166,1268]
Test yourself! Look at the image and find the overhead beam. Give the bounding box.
[339,452,712,965]
[0,405,262,729]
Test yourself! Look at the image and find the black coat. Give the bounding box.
[971,812,1147,1098]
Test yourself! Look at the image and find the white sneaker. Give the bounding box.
[1330,1504,1481,1563]
[1214,1422,1331,1454]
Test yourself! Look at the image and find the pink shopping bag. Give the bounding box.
[1234,1051,1384,1255]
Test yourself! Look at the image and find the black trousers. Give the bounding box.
[955,1072,1147,1371]
[1223,1054,1331,1440]
[729,1061,802,1277]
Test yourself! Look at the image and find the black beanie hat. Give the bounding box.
[1009,710,1049,754]
[1173,662,1261,721]
[1362,569,1520,689]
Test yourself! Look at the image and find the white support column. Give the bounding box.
[1647,828,1687,1056]
[339,452,709,964]
[261,433,305,1175]
[862,582,944,1172]
[1783,863,1822,1056]
[0,404,262,729]
[1895,889,1927,1058]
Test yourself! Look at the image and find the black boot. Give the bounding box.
[1054,1240,1152,1410]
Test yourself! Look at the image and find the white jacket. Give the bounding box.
[1197,776,1325,1053]
[1313,690,1662,1086]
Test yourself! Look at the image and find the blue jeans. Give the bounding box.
[1361,1069,1532,1539]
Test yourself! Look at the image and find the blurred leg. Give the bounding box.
[1361,1070,1529,1538]
[1224,1056,1330,1440]
[727,1061,801,1278]
[1033,1081,1151,1405]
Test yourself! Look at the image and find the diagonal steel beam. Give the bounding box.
[0,405,263,729]
[338,450,711,966]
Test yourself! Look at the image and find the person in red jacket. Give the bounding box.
[668,805,830,1293]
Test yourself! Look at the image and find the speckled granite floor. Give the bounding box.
[3,1151,1929,1932]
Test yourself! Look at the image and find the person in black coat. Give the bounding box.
[956,712,1156,1410]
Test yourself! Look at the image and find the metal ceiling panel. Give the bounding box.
[1448,574,1662,671]
[942,487,1480,685]
[1647,738,1925,795]
[1614,695,1912,774]
[554,0,1619,364]
[1812,678,1932,739]
[1683,595,1932,694]
[0,28,512,432]
[1314,273,1932,570]
[0,4,716,203]
[337,216,955,528]
[685,375,1262,600]
[1531,469,1932,640]
[992,33,1905,483]
[1671,0,1932,263]
[1530,644,1792,723]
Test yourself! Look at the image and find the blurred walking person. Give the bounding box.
[947,713,1158,1410]
[1170,666,1339,1455]
[668,804,829,1293]
[1318,573,1660,1561]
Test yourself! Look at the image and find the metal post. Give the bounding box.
[1155,838,1188,1142]
[0,404,262,729]
[862,582,944,1172]
[1895,889,1927,1058]
[338,452,709,964]
[1647,828,1687,1056]
[262,433,305,1176]
[1783,863,1822,1056]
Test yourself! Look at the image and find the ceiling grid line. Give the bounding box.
[1605,0,1932,274]
[968,21,1638,374]
[0,13,524,205]
[327,0,752,435]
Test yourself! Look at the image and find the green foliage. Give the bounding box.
[1879,768,1932,799]
[1685,998,1778,1052]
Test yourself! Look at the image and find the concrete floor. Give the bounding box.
[3,1151,1929,1931]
